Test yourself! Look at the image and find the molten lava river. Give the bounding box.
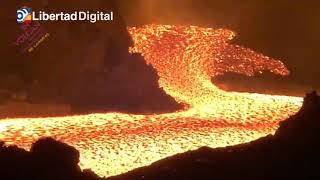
[0,24,303,177]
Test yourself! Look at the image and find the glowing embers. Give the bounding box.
[0,24,302,177]
[128,24,290,106]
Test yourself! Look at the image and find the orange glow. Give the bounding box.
[0,24,302,177]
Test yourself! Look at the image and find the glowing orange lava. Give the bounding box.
[0,24,302,177]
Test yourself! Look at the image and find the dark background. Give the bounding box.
[0,0,182,115]
[116,0,320,90]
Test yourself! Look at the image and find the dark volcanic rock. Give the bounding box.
[276,91,320,144]
[0,137,100,180]
[212,71,310,96]
[0,1,181,115]
[30,138,80,175]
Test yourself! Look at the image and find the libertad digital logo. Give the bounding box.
[16,7,114,23]
[17,7,32,23]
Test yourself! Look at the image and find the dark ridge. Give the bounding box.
[212,71,311,96]
[0,137,102,180]
[0,91,319,180]
[0,0,182,118]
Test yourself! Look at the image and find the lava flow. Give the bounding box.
[0,24,302,177]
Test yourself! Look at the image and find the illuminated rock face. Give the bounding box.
[0,24,302,177]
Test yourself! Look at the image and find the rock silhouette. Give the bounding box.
[0,0,181,116]
[0,137,99,180]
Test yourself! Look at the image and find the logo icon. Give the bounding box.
[17,7,32,23]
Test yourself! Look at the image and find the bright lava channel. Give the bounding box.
[0,24,302,177]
